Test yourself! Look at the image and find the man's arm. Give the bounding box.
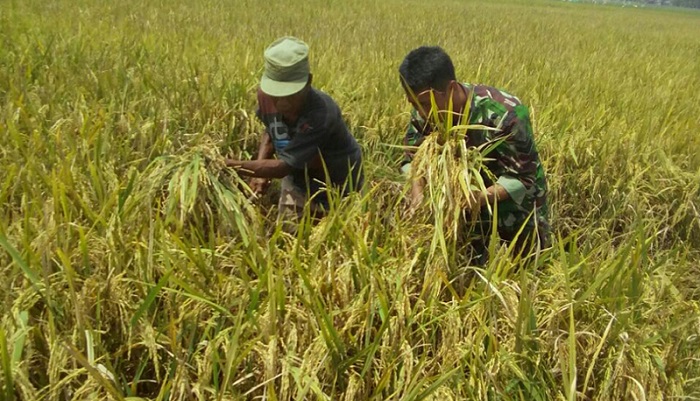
[401,109,429,172]
[469,184,510,210]
[225,132,291,179]
[225,158,291,179]
[469,106,541,210]
[255,131,275,160]
[402,109,430,210]
[410,176,426,210]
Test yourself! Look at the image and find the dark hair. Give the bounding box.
[399,46,456,93]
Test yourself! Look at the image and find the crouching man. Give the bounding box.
[226,37,363,232]
[398,46,550,263]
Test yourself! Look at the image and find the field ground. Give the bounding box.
[1,0,699,399]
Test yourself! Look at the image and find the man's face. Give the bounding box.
[405,81,456,121]
[271,85,309,123]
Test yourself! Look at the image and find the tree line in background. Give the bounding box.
[671,0,700,7]
[659,0,700,8]
[572,0,700,8]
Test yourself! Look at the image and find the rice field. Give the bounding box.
[1,0,699,399]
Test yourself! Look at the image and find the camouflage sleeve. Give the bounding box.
[401,109,429,170]
[491,105,541,205]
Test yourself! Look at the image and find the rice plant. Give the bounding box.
[0,0,699,400]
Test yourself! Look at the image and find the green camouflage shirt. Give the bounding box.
[402,83,550,244]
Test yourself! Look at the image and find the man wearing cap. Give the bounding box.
[226,37,363,230]
[398,46,550,263]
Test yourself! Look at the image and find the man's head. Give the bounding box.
[261,36,312,121]
[399,46,461,119]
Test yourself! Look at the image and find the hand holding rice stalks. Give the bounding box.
[405,93,501,263]
[136,140,260,244]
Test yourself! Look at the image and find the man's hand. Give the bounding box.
[407,177,427,216]
[249,177,270,197]
[464,190,485,212]
[465,185,509,212]
[409,190,424,214]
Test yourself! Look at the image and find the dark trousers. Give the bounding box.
[465,217,548,267]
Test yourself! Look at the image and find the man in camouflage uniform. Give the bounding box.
[399,46,550,263]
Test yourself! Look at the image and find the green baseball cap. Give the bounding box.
[260,37,310,97]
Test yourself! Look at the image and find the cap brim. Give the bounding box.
[260,75,308,97]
